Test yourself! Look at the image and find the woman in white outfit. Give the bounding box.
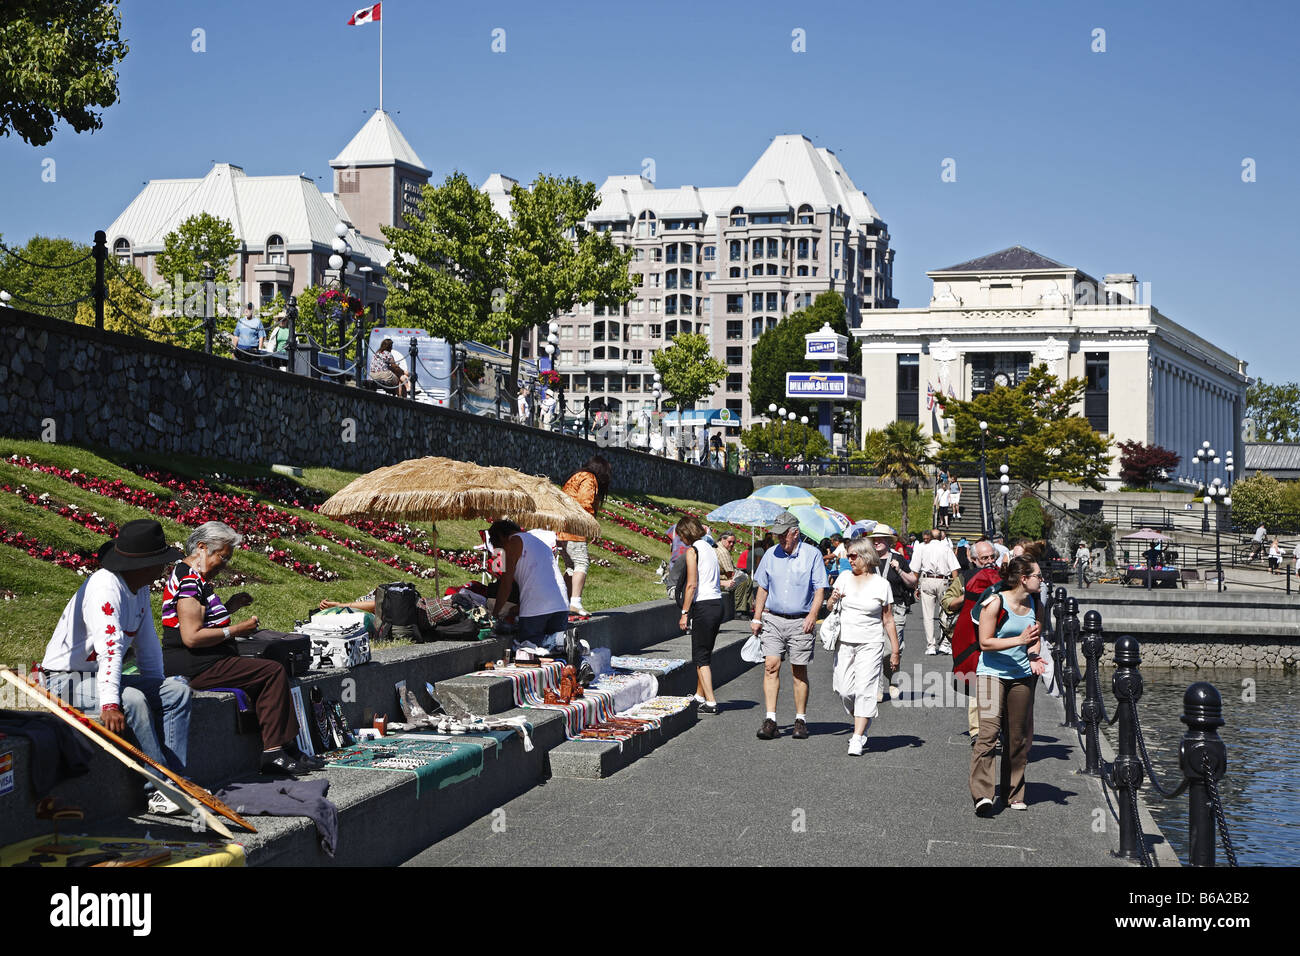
[826,537,901,755]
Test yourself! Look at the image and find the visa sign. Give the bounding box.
[785,372,866,400]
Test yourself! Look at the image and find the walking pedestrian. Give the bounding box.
[751,511,829,740]
[867,524,917,697]
[676,516,724,715]
[950,479,962,520]
[948,539,1002,745]
[969,555,1047,816]
[1073,540,1092,589]
[826,538,900,754]
[1250,524,1267,562]
[910,526,961,655]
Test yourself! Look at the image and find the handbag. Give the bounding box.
[818,602,843,651]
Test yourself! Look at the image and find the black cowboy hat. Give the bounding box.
[97,519,184,572]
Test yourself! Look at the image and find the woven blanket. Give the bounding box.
[622,696,695,720]
[573,695,693,744]
[610,656,688,674]
[588,671,658,714]
[468,661,566,707]
[324,735,484,797]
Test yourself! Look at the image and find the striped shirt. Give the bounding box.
[160,561,236,677]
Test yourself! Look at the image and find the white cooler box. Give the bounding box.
[301,612,372,669]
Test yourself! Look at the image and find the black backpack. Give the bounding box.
[375,582,420,641]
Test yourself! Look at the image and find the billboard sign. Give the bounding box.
[785,372,866,401]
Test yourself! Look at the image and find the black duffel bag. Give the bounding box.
[235,629,312,679]
[415,597,481,642]
[375,581,421,642]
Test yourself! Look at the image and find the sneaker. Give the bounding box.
[925,648,939,656]
[568,600,588,616]
[974,797,995,818]
[756,718,780,740]
[938,642,952,655]
[146,790,184,816]
[698,700,719,715]
[847,735,865,756]
[1008,801,1028,811]
[792,718,809,740]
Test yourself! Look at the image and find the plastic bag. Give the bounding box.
[740,633,765,663]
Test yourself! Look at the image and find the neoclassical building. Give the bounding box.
[855,246,1249,483]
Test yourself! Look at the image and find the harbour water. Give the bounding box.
[1100,667,1299,866]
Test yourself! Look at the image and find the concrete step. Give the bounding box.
[544,621,757,779]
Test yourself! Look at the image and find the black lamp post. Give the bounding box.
[1193,440,1219,533]
[1206,478,1230,592]
[800,414,810,472]
[329,222,354,353]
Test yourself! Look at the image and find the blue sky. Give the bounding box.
[1,0,1296,384]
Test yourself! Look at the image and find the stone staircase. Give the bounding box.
[0,600,759,866]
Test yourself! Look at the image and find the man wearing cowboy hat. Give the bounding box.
[40,520,193,811]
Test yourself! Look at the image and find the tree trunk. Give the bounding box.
[900,487,909,538]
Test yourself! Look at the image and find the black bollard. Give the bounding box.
[408,337,419,398]
[1049,587,1067,710]
[1062,597,1082,727]
[1078,609,1105,774]
[201,265,216,354]
[285,296,298,374]
[92,230,107,331]
[1110,634,1146,860]
[1179,682,1227,867]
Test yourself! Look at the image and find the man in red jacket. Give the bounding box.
[947,539,1002,745]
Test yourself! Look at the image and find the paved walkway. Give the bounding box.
[404,624,1136,867]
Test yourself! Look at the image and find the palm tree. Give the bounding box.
[873,420,931,537]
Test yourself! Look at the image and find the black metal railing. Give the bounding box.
[1051,590,1238,866]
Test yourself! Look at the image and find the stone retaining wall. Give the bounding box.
[1095,638,1299,670]
[0,307,752,502]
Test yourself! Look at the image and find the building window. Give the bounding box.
[797,238,809,259]
[1085,352,1109,433]
[651,248,662,262]
[664,297,677,316]
[727,373,744,392]
[726,399,744,421]
[578,350,591,364]
[665,272,678,290]
[727,320,743,340]
[726,346,743,366]
[812,239,819,259]
[797,204,814,225]
[752,293,763,312]
[666,245,678,264]
[970,353,1032,394]
[629,349,644,365]
[113,237,131,266]
[681,246,693,263]
[729,267,741,278]
[797,266,809,277]
[703,245,716,261]
[634,249,646,261]
[649,324,662,338]
[560,326,575,339]
[752,318,764,338]
[701,298,711,313]
[751,239,764,259]
[766,291,778,312]
[578,326,592,341]
[767,238,778,258]
[897,353,920,423]
[730,206,746,227]
[729,240,742,262]
[766,264,778,276]
[726,294,744,314]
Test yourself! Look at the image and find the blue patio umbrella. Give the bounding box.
[787,504,849,542]
[750,484,819,509]
[707,496,787,559]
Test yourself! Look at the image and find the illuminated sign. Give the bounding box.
[785,372,866,400]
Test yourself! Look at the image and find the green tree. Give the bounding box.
[0,234,96,323]
[155,212,241,351]
[502,174,633,391]
[382,172,511,346]
[747,291,858,418]
[1228,473,1297,534]
[740,420,830,460]
[1244,380,1300,443]
[872,420,930,537]
[652,333,726,443]
[937,364,1113,489]
[0,1,129,146]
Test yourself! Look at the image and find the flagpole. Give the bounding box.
[379,10,383,111]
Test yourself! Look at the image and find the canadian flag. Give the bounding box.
[348,2,381,25]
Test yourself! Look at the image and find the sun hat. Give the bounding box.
[867,523,898,541]
[769,511,800,535]
[97,519,184,572]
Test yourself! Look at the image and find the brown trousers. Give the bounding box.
[969,673,1036,805]
[189,655,299,752]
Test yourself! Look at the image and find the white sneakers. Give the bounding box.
[938,642,952,655]
[847,735,866,756]
[1008,801,1028,811]
[146,790,183,815]
[974,797,995,817]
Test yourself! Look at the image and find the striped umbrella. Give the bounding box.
[787,504,850,542]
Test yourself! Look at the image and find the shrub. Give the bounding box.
[1008,496,1046,541]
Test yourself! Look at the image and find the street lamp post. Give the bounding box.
[329,222,355,355]
[788,411,798,471]
[1224,451,1234,490]
[800,415,810,472]
[978,420,991,537]
[1206,479,1230,592]
[999,463,1011,535]
[1193,440,1219,533]
[653,374,664,456]
[778,406,788,464]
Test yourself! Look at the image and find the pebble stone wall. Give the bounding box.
[1096,639,1299,670]
[0,307,753,503]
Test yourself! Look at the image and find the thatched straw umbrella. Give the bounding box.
[320,457,540,595]
[319,457,599,595]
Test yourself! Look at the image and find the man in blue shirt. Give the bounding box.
[232,303,266,360]
[750,511,828,740]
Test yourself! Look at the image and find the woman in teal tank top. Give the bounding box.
[968,555,1047,817]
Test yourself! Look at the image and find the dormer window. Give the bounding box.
[266,234,286,264]
[113,238,131,266]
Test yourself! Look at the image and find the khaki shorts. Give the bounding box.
[759,611,814,664]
